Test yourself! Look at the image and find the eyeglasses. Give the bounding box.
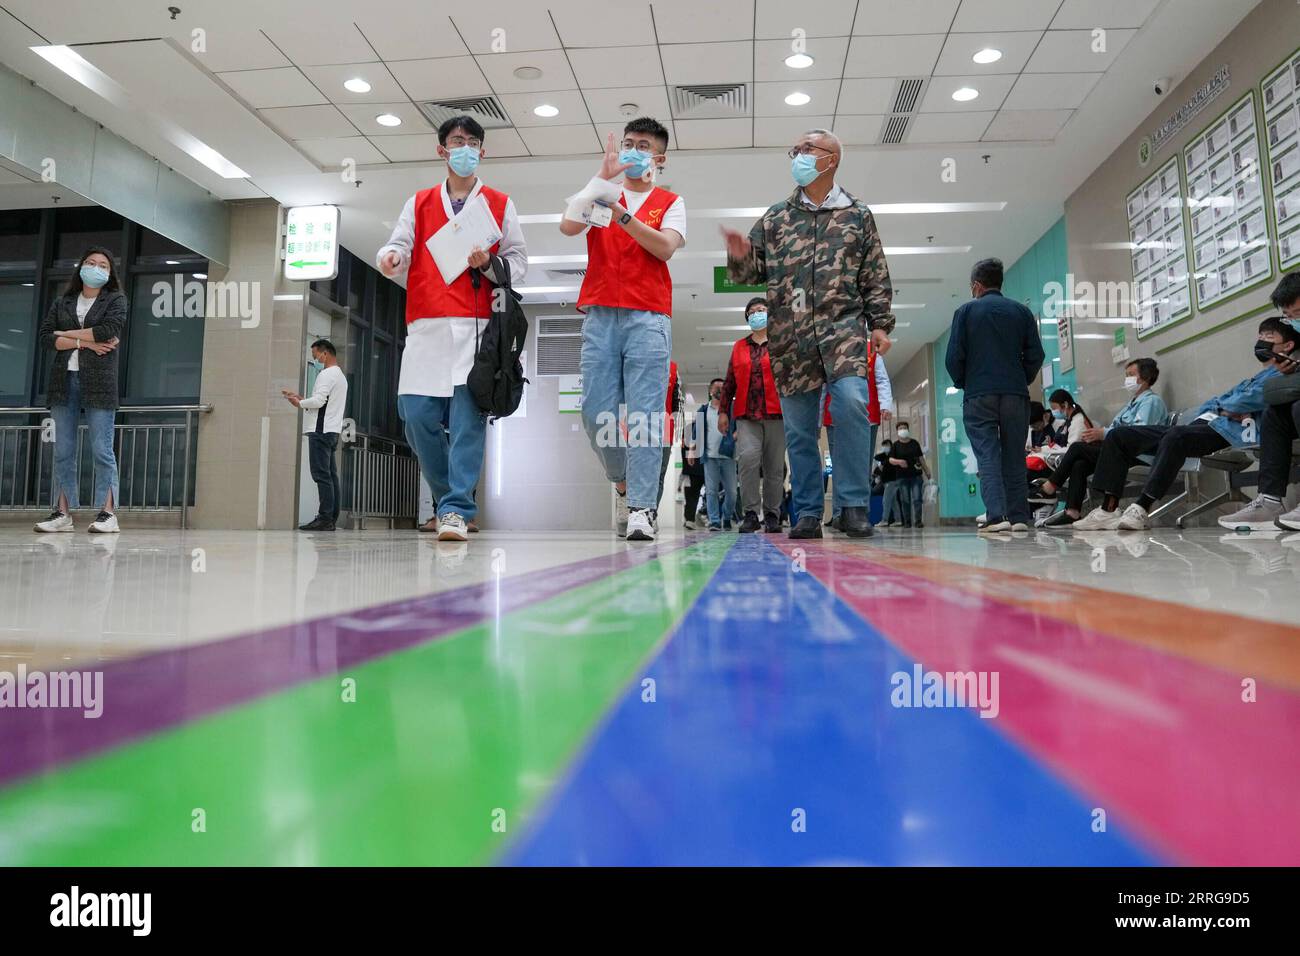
[621,139,659,153]
[445,136,482,149]
[787,144,832,159]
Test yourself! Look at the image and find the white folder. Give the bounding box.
[425,194,504,285]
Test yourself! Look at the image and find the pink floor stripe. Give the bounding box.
[775,541,1300,866]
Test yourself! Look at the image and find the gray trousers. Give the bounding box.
[735,417,787,517]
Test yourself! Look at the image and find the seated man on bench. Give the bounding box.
[1073,316,1300,531]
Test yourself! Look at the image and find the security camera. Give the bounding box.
[1154,76,1171,96]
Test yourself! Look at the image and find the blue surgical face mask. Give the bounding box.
[747,311,768,331]
[80,264,110,289]
[1051,408,1066,420]
[447,145,480,177]
[791,152,821,187]
[619,148,653,180]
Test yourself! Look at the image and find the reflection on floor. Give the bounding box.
[0,526,1296,865]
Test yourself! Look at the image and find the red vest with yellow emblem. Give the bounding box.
[406,183,509,323]
[577,187,677,317]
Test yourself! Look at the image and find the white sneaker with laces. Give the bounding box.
[1218,495,1286,531]
[34,510,73,533]
[1116,502,1150,531]
[1073,506,1122,531]
[614,490,629,538]
[436,512,469,541]
[87,511,119,534]
[626,508,657,541]
[1277,503,1300,532]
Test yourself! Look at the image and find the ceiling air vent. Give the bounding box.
[535,316,585,376]
[880,115,911,145]
[416,95,511,130]
[671,83,749,119]
[878,77,928,145]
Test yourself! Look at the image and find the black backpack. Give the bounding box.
[467,255,529,421]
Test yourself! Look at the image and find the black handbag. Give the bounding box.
[466,255,529,421]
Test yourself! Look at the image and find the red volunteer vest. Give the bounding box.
[577,186,677,317]
[405,183,509,323]
[822,350,881,426]
[664,360,678,443]
[731,337,782,418]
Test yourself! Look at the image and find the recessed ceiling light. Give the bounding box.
[533,104,559,118]
[165,260,179,265]
[951,87,979,102]
[785,53,814,69]
[972,48,1002,65]
[192,273,207,279]
[343,77,372,93]
[513,66,542,80]
[376,113,402,127]
[785,91,811,106]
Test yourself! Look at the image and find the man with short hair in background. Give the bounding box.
[283,338,348,531]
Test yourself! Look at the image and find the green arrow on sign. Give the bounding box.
[289,260,327,269]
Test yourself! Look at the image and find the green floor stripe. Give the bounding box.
[0,536,734,865]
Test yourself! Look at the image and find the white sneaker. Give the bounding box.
[1073,506,1123,531]
[87,511,119,534]
[1218,495,1286,531]
[978,519,1011,533]
[683,519,695,530]
[34,510,73,533]
[1010,522,1030,532]
[626,508,657,541]
[436,512,469,541]
[1116,503,1150,531]
[614,490,629,538]
[1277,503,1300,532]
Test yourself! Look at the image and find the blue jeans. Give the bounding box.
[963,393,1031,524]
[399,386,486,521]
[899,474,924,525]
[51,372,118,512]
[827,422,877,518]
[881,479,904,523]
[579,306,671,510]
[702,456,738,527]
[783,376,873,522]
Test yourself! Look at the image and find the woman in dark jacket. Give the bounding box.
[35,245,126,533]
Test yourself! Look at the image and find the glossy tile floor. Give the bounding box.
[0,524,1296,865]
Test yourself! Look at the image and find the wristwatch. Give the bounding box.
[618,210,632,225]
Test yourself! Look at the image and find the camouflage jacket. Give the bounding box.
[727,187,894,396]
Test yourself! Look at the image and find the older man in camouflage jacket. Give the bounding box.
[722,128,895,539]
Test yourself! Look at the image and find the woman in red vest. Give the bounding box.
[719,298,787,533]
[560,118,686,542]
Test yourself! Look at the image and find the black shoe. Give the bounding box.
[763,512,781,534]
[840,506,874,538]
[739,511,761,533]
[789,516,823,539]
[299,517,335,531]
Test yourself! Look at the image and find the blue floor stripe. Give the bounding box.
[504,536,1160,865]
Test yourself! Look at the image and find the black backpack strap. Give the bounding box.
[489,253,512,292]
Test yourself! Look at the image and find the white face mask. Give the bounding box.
[897,428,910,439]
[1124,376,1140,393]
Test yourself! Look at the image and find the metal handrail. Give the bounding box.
[0,404,214,414]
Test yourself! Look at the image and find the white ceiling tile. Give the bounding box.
[933,30,1043,76]
[755,115,836,148]
[480,128,530,158]
[185,27,289,72]
[476,50,578,93]
[551,2,656,45]
[1024,29,1136,73]
[754,79,843,117]
[830,115,884,146]
[217,67,327,109]
[660,42,754,85]
[449,10,561,54]
[1051,0,1161,29]
[369,134,440,163]
[582,86,674,125]
[497,90,590,127]
[568,46,665,88]
[844,35,944,78]
[755,0,858,38]
[355,10,468,61]
[952,0,1060,32]
[1002,72,1101,109]
[650,0,756,43]
[853,0,961,35]
[260,105,357,139]
[261,22,377,66]
[672,118,753,149]
[919,73,1018,112]
[983,108,1074,141]
[754,37,849,82]
[836,78,898,114]
[295,136,389,167]
[388,57,490,101]
[338,102,436,135]
[300,64,408,104]
[906,111,997,143]
[517,123,602,156]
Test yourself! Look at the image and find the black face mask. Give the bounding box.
[1255,339,1279,363]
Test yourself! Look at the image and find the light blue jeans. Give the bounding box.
[702,456,738,527]
[51,372,118,512]
[399,386,487,521]
[783,376,873,522]
[826,421,879,519]
[579,306,671,510]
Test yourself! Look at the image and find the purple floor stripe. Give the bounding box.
[0,539,691,787]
